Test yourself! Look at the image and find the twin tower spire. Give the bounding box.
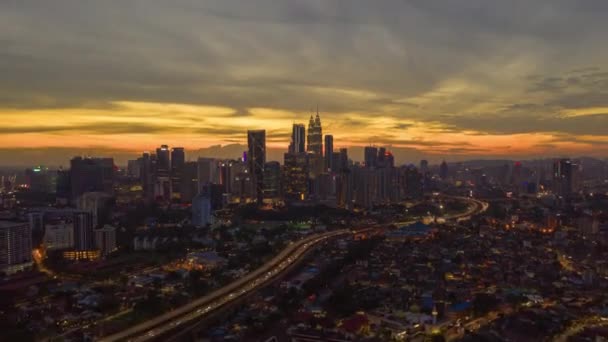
[288,108,323,155]
[307,109,323,155]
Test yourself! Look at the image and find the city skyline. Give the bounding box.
[2,1,608,165]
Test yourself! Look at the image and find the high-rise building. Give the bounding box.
[140,152,155,201]
[171,147,185,199]
[289,124,306,154]
[283,153,309,201]
[247,130,266,203]
[263,161,281,199]
[154,145,172,201]
[439,161,449,180]
[127,159,142,178]
[364,146,378,168]
[192,185,214,227]
[155,145,171,177]
[0,221,33,275]
[325,135,334,171]
[307,111,323,154]
[339,148,349,171]
[25,166,54,193]
[95,225,117,256]
[44,222,74,251]
[197,158,219,191]
[70,157,114,201]
[73,211,94,250]
[55,168,71,205]
[180,161,199,203]
[76,192,113,228]
[553,158,574,197]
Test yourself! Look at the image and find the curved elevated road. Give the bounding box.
[101,196,488,342]
[100,229,363,342]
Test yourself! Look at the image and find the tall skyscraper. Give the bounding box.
[289,124,306,154]
[307,111,323,154]
[283,153,309,201]
[247,130,266,203]
[171,147,185,199]
[180,161,199,203]
[154,145,172,201]
[0,221,33,275]
[155,145,171,177]
[364,146,378,168]
[325,135,334,171]
[140,152,155,201]
[553,158,574,197]
[70,157,114,201]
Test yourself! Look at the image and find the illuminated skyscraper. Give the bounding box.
[247,130,266,203]
[289,123,306,154]
[307,111,323,155]
[283,152,309,201]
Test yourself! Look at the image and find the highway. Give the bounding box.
[99,228,365,342]
[100,196,488,342]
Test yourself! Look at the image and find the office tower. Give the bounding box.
[77,192,113,228]
[263,161,281,199]
[140,152,156,201]
[180,161,199,203]
[171,147,185,199]
[25,166,54,193]
[405,166,424,199]
[70,157,114,200]
[192,184,215,227]
[73,211,94,250]
[0,221,33,275]
[229,160,254,201]
[325,135,334,171]
[364,146,378,168]
[44,222,74,251]
[439,161,449,180]
[339,148,349,171]
[95,225,117,256]
[289,123,306,154]
[197,158,219,191]
[127,159,142,178]
[247,130,266,203]
[283,153,309,201]
[154,145,172,201]
[553,158,574,197]
[55,169,71,205]
[307,111,323,154]
[155,145,171,177]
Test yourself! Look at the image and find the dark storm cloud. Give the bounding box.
[1,0,608,140]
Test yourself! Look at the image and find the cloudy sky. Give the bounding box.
[2,0,608,165]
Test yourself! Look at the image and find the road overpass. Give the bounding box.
[101,196,488,342]
[100,228,370,342]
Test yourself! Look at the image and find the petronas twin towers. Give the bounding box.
[306,110,323,155]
